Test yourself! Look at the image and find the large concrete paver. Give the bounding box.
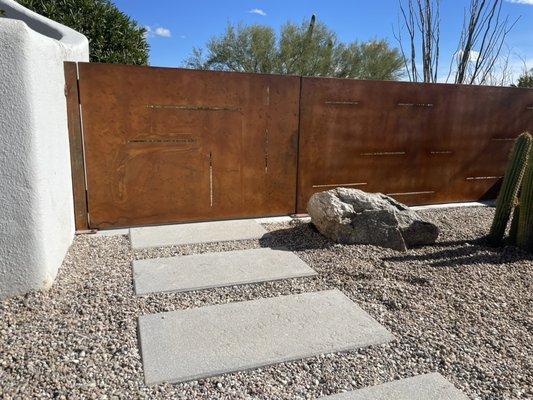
[129,219,267,249]
[138,289,394,385]
[319,373,468,400]
[133,248,316,295]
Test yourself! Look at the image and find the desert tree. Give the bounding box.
[482,46,514,86]
[394,0,441,83]
[276,15,337,76]
[186,16,404,80]
[517,68,533,88]
[296,14,318,75]
[449,0,519,85]
[334,41,405,80]
[186,24,278,73]
[396,0,519,85]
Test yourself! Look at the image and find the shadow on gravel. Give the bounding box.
[259,223,333,251]
[383,237,533,268]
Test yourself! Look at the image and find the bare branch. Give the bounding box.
[396,0,440,83]
[453,0,518,85]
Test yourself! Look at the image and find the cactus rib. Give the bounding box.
[509,203,520,245]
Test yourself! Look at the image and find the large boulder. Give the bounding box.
[307,188,439,251]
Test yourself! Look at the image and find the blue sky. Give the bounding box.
[113,0,533,81]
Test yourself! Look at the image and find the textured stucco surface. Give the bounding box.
[0,1,89,299]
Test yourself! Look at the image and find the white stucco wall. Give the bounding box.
[0,0,89,299]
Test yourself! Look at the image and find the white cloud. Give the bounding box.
[505,0,533,5]
[468,50,480,63]
[144,25,172,38]
[248,8,267,16]
[154,27,171,37]
[451,49,480,64]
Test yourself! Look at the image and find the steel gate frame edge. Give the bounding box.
[294,75,305,216]
[64,61,90,232]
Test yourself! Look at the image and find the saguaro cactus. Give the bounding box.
[508,204,520,245]
[517,133,533,250]
[489,132,532,245]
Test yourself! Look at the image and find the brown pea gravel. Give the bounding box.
[0,206,532,399]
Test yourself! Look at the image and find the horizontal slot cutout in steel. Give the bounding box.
[491,137,516,141]
[147,104,240,112]
[128,139,197,144]
[128,134,197,145]
[430,150,453,154]
[397,102,434,108]
[325,100,360,106]
[465,176,502,181]
[387,191,435,196]
[360,151,406,156]
[312,182,367,188]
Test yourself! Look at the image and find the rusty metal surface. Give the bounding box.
[77,63,300,229]
[297,77,533,212]
[72,62,533,228]
[64,62,89,231]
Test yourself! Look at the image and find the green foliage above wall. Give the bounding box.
[185,18,404,81]
[517,69,533,88]
[18,0,149,65]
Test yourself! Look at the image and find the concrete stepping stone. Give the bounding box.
[129,219,267,249]
[319,373,468,400]
[138,289,393,385]
[133,248,317,295]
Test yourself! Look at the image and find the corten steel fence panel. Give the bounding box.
[296,77,533,212]
[77,63,300,229]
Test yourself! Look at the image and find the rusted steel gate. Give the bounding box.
[65,62,533,230]
[65,63,300,229]
[297,78,533,212]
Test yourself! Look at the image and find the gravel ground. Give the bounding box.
[1,206,532,399]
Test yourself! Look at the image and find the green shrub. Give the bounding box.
[18,0,149,65]
[517,69,533,88]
